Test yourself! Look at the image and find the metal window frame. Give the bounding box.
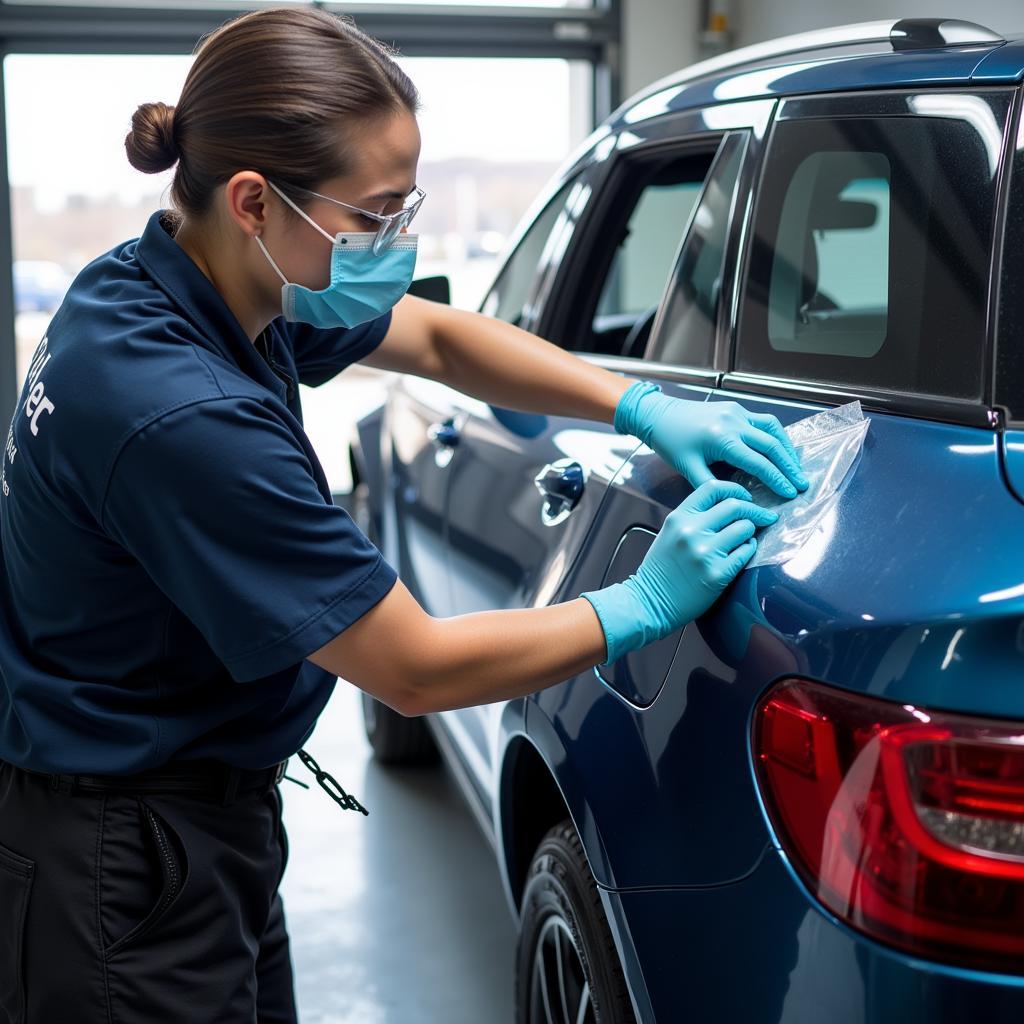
[0,0,620,427]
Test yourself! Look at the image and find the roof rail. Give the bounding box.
[620,19,1005,119]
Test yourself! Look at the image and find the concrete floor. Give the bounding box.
[277,681,517,1023]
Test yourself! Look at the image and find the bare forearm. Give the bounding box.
[431,304,634,425]
[314,576,609,716]
[407,598,607,714]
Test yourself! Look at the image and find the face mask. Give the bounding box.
[253,180,418,328]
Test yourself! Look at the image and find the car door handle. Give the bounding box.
[533,458,585,526]
[427,419,460,448]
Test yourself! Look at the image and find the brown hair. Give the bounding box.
[124,6,420,228]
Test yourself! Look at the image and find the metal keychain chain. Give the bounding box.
[288,747,369,815]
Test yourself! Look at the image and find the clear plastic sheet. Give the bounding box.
[735,400,870,568]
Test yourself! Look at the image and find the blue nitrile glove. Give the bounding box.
[579,480,779,666]
[614,379,809,499]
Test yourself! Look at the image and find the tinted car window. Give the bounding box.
[647,132,747,368]
[481,176,580,327]
[737,103,1005,400]
[767,151,890,358]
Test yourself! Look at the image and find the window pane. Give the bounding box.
[574,147,718,358]
[648,132,746,369]
[5,52,592,492]
[594,178,704,319]
[767,151,890,357]
[812,175,890,314]
[737,103,1007,400]
[6,54,190,395]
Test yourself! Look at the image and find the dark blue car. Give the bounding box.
[351,18,1024,1023]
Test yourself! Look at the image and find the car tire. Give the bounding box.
[359,689,439,765]
[516,819,637,1024]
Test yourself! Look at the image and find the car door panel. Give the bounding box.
[440,397,642,789]
[433,108,771,878]
[385,375,463,617]
[439,123,767,789]
[530,386,778,890]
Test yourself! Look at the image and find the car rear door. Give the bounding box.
[430,155,627,794]
[440,102,774,796]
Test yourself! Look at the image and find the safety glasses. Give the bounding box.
[285,181,426,255]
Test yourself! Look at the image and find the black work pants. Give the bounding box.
[0,758,298,1023]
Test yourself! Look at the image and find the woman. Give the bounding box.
[0,6,807,1023]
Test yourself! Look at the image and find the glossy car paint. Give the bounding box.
[355,27,1024,1023]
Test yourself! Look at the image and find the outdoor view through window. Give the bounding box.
[5,53,592,490]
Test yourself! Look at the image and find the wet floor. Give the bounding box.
[278,681,517,1023]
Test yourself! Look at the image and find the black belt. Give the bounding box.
[7,748,369,814]
[13,756,288,806]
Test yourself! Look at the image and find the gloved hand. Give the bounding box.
[614,379,809,499]
[579,480,778,665]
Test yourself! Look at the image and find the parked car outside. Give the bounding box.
[13,259,73,314]
[351,18,1024,1023]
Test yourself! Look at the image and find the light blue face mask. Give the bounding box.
[253,180,418,328]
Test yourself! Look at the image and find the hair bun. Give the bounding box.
[125,100,179,174]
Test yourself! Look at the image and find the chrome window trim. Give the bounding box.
[578,352,719,387]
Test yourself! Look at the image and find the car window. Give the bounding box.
[480,175,580,328]
[563,145,720,359]
[766,150,891,359]
[737,99,1008,401]
[593,179,705,319]
[646,132,747,368]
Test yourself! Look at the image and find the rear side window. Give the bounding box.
[768,151,890,357]
[737,100,1007,400]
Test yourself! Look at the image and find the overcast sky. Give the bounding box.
[5,52,580,212]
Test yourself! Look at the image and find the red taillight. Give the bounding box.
[753,678,1024,973]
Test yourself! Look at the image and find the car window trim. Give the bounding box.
[578,352,720,387]
[720,371,1001,429]
[991,83,1024,428]
[580,354,1003,428]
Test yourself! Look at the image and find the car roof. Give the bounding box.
[608,19,1024,130]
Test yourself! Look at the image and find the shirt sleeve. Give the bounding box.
[99,395,399,683]
[282,309,393,388]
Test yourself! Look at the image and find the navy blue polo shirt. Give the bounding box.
[0,208,399,774]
